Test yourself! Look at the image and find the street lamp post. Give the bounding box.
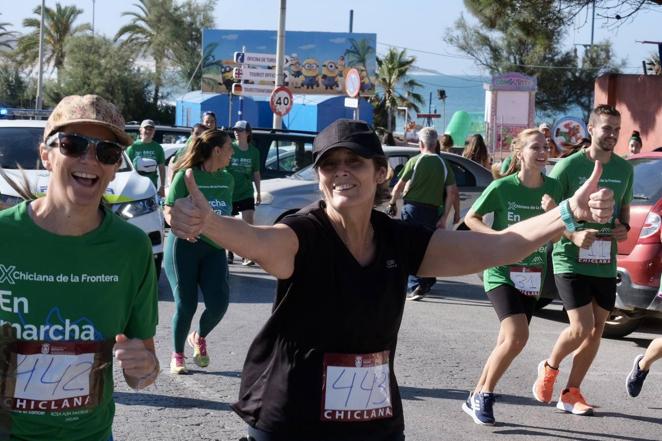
[436,89,447,132]
[35,0,45,111]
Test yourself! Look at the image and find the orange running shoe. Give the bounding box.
[532,360,559,403]
[556,387,594,415]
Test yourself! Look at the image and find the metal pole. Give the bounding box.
[92,0,96,35]
[35,0,45,111]
[427,91,432,126]
[239,45,245,122]
[349,10,353,33]
[273,0,286,129]
[590,0,595,48]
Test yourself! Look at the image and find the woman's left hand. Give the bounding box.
[170,170,213,241]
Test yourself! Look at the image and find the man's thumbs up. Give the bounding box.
[568,160,614,224]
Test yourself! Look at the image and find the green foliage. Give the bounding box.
[0,59,34,107]
[168,0,217,90]
[372,48,424,132]
[48,35,172,123]
[446,0,622,116]
[16,3,91,77]
[0,14,17,51]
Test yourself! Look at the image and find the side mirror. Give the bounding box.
[135,157,157,173]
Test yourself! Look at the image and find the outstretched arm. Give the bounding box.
[169,170,298,279]
[418,161,613,277]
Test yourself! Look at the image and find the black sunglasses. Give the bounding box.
[46,132,124,165]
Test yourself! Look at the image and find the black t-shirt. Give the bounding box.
[232,201,433,441]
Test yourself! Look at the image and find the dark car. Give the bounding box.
[538,152,662,338]
[159,126,317,180]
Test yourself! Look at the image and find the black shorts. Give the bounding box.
[486,284,538,323]
[232,197,255,215]
[554,273,616,311]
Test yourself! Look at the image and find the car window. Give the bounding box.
[630,158,662,204]
[0,127,43,169]
[0,126,130,172]
[265,141,313,173]
[388,155,411,186]
[446,160,476,187]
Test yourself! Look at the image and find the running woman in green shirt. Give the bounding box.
[533,104,634,416]
[0,95,158,441]
[163,129,234,374]
[462,128,562,425]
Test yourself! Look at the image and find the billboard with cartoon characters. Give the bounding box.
[201,29,377,96]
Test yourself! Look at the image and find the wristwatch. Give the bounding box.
[621,222,631,232]
[559,199,581,232]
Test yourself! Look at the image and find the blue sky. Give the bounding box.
[2,0,660,76]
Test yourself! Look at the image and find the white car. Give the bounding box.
[255,146,493,227]
[0,120,165,275]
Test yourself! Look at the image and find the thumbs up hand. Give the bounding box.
[170,169,213,241]
[568,160,614,224]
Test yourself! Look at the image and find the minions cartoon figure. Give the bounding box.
[288,55,304,89]
[221,65,235,92]
[336,55,346,91]
[302,58,320,90]
[321,60,339,90]
[359,67,374,92]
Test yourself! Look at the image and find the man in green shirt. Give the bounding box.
[533,104,633,416]
[126,119,166,197]
[388,126,459,300]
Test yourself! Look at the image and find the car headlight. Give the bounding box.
[0,193,23,210]
[259,191,273,205]
[114,197,159,220]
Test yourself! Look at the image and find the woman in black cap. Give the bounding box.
[169,118,614,441]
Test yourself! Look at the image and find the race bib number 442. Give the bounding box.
[321,351,393,422]
[3,341,109,413]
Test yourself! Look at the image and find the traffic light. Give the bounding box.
[437,89,447,100]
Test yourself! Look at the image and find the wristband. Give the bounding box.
[559,199,581,232]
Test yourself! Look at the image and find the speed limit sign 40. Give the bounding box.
[270,86,294,116]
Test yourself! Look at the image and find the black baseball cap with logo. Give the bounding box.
[313,119,384,167]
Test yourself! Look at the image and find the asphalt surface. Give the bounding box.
[112,265,662,441]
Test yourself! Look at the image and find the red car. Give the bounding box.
[611,152,662,337]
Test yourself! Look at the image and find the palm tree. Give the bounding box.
[115,0,178,105]
[0,14,17,51]
[344,38,376,89]
[372,48,423,132]
[17,4,91,78]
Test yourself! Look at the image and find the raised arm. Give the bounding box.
[418,160,613,277]
[169,170,299,279]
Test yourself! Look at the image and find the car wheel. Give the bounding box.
[602,310,642,339]
[154,253,163,280]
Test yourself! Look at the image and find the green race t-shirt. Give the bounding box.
[0,201,158,441]
[166,167,234,249]
[398,153,456,209]
[126,140,165,187]
[471,173,563,295]
[228,142,260,202]
[550,150,633,277]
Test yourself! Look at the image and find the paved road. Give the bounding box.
[113,265,662,441]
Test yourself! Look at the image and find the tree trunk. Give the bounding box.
[387,107,393,132]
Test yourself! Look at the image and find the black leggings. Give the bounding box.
[244,426,406,441]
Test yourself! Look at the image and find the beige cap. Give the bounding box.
[43,95,133,147]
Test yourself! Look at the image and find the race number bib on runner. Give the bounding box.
[578,239,611,264]
[6,341,108,412]
[509,266,542,296]
[321,351,393,422]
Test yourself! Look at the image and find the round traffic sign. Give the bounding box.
[345,68,361,98]
[270,86,294,116]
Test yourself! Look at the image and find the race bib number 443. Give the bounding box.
[321,351,393,422]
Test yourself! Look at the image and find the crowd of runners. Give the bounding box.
[0,95,659,441]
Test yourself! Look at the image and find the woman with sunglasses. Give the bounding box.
[0,95,159,441]
[163,129,234,374]
[462,128,562,426]
[168,119,614,441]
